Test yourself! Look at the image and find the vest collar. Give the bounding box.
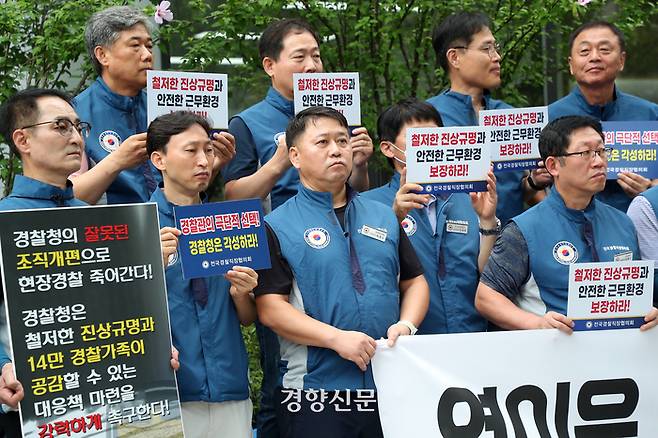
[95,77,144,113]
[545,186,596,224]
[297,183,357,210]
[265,87,295,118]
[572,85,619,117]
[10,175,76,204]
[442,88,496,110]
[152,184,208,220]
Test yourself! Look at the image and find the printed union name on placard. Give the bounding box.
[405,126,491,194]
[567,260,654,331]
[479,106,548,172]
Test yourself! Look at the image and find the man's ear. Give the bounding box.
[289,146,301,169]
[262,56,275,78]
[446,48,461,70]
[94,45,110,70]
[619,51,626,72]
[150,150,166,172]
[380,141,396,159]
[12,129,29,156]
[544,155,560,178]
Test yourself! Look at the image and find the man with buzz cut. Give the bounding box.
[147,111,258,438]
[71,6,234,205]
[475,115,658,333]
[222,18,375,437]
[362,98,499,334]
[428,11,552,225]
[549,20,658,212]
[256,106,429,438]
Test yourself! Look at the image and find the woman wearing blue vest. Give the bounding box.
[475,116,658,332]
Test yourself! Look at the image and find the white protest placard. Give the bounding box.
[405,126,491,194]
[147,70,228,129]
[479,106,546,172]
[567,260,653,331]
[372,329,658,438]
[293,72,361,125]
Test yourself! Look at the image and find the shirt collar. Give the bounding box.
[10,175,76,204]
[96,77,145,113]
[152,185,208,220]
[572,85,619,116]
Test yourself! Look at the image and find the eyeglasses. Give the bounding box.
[451,42,502,58]
[20,118,92,139]
[557,147,613,161]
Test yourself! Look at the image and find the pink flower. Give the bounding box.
[577,0,592,5]
[154,1,173,24]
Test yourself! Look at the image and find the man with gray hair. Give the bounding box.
[71,6,234,204]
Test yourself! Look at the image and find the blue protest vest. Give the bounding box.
[549,85,658,212]
[74,77,161,204]
[266,185,401,390]
[427,89,525,225]
[232,87,299,211]
[150,188,249,402]
[362,172,485,334]
[0,175,87,211]
[513,187,639,315]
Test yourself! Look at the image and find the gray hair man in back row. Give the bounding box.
[70,6,235,205]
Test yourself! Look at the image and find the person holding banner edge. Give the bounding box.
[362,98,498,334]
[475,115,658,332]
[255,107,429,437]
[222,18,375,438]
[427,11,553,224]
[71,6,235,205]
[0,88,180,415]
[549,21,658,213]
[147,111,257,438]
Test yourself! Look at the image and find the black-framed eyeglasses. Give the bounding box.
[451,42,502,58]
[20,118,92,139]
[557,147,613,161]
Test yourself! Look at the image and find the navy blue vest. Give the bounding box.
[513,188,638,315]
[266,185,401,390]
[362,172,485,334]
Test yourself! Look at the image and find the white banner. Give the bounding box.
[147,70,229,129]
[293,72,361,125]
[372,329,658,437]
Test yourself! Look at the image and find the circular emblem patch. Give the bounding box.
[304,227,330,249]
[553,241,579,265]
[166,251,179,267]
[401,215,417,237]
[99,130,122,153]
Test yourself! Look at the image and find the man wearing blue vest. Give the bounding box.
[549,21,658,212]
[475,115,658,332]
[71,6,235,205]
[362,98,498,334]
[223,18,374,437]
[427,11,551,225]
[147,111,257,437]
[627,186,658,305]
[255,107,429,437]
[0,88,180,419]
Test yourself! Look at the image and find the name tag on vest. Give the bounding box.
[360,225,387,242]
[446,220,468,234]
[614,251,633,262]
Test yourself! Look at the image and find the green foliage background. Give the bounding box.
[1,0,657,413]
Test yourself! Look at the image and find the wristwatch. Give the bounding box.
[526,174,546,191]
[397,320,418,336]
[479,217,501,236]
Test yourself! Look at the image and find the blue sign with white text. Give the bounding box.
[603,121,658,179]
[173,199,270,279]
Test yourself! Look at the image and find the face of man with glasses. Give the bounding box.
[448,27,502,91]
[549,127,611,196]
[15,96,90,181]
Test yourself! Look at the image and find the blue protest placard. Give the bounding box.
[173,199,270,279]
[603,121,658,179]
